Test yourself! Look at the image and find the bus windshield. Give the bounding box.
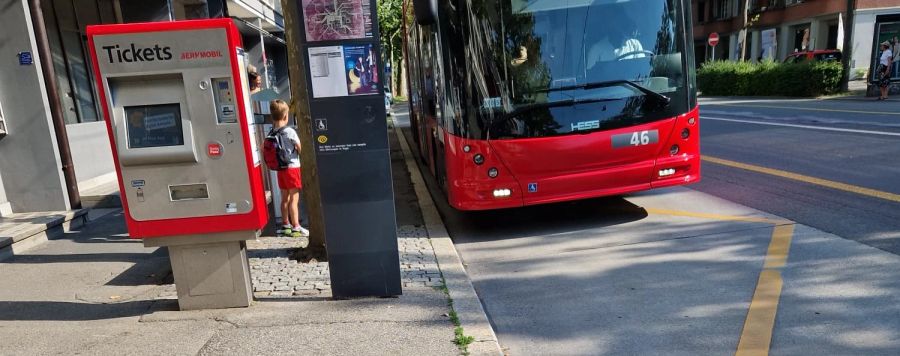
[488,0,689,139]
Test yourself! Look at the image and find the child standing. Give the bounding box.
[270,100,309,238]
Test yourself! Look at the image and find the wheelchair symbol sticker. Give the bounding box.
[528,183,538,193]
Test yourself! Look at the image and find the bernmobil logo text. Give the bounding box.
[102,44,173,63]
[181,50,223,59]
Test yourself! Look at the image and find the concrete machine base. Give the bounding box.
[144,231,257,310]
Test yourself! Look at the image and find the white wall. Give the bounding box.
[67,121,116,189]
[851,7,900,80]
[0,0,70,213]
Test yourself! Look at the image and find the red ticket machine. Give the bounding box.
[88,19,267,310]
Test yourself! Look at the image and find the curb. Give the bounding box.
[393,123,503,356]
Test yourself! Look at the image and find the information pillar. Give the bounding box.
[293,0,401,298]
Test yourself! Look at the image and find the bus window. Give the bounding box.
[489,0,688,139]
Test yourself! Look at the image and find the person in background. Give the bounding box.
[586,15,646,71]
[877,41,893,101]
[248,70,262,95]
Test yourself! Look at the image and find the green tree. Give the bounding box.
[377,0,403,95]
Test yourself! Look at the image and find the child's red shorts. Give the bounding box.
[277,167,302,190]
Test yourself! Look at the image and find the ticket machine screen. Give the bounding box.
[125,104,185,148]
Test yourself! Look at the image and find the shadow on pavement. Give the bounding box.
[0,299,177,321]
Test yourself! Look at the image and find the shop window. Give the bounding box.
[872,19,900,81]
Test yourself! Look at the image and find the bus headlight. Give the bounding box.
[473,154,485,165]
[488,167,499,178]
[463,145,471,153]
[669,145,680,155]
[681,128,690,139]
[493,188,511,198]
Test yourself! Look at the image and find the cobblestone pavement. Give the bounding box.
[247,225,443,298]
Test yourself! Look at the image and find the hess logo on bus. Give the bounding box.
[571,120,600,131]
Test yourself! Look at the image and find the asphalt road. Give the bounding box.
[696,97,900,254]
[393,97,900,355]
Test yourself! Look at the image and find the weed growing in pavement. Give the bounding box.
[454,326,476,348]
[437,281,475,355]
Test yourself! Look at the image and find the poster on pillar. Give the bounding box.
[301,0,374,41]
[344,44,379,95]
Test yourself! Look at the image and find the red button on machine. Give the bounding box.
[208,142,223,157]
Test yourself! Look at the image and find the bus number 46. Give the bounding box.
[630,131,651,146]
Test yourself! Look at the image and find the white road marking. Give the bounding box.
[701,116,900,137]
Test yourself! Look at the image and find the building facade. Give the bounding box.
[0,0,288,216]
[692,0,846,66]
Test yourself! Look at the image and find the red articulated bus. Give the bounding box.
[403,0,700,210]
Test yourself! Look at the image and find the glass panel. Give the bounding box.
[125,104,185,148]
[489,0,689,138]
[120,0,171,22]
[53,0,100,123]
[875,22,900,80]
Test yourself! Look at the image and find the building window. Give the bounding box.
[697,1,706,23]
[712,0,734,21]
[43,0,117,124]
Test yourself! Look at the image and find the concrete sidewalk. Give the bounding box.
[0,122,498,355]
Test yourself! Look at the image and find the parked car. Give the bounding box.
[384,87,393,116]
[783,50,842,64]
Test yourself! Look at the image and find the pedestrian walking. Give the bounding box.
[877,41,893,101]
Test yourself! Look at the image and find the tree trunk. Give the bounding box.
[840,0,856,91]
[280,0,327,254]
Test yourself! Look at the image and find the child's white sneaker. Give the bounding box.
[291,226,309,238]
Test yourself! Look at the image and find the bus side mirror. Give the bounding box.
[413,0,437,25]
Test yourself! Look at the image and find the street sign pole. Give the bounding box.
[708,32,720,61]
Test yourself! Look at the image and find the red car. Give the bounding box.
[783,50,842,63]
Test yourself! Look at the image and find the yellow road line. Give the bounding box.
[644,208,783,224]
[763,225,795,269]
[736,269,785,356]
[645,208,795,356]
[703,156,900,203]
[708,103,900,116]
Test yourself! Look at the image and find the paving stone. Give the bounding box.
[247,227,439,299]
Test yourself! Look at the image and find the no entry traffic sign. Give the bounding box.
[708,32,720,47]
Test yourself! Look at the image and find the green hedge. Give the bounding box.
[697,60,843,97]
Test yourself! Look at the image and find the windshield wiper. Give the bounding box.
[489,97,616,130]
[534,80,671,107]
